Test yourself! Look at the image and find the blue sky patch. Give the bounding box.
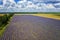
[0,1,3,5]
[14,0,21,3]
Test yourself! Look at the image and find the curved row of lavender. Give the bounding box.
[0,15,60,40]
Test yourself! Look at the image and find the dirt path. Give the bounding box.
[0,15,60,40]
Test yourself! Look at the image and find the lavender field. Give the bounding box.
[0,15,60,40]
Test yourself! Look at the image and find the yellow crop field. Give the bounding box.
[0,14,4,16]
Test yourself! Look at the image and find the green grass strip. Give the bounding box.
[0,16,13,37]
[0,24,7,37]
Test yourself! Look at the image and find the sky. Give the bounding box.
[14,0,21,3]
[14,0,60,3]
[0,0,3,5]
[0,0,60,12]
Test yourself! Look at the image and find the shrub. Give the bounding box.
[0,14,14,30]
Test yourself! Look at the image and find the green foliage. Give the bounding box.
[0,14,14,30]
[14,12,38,14]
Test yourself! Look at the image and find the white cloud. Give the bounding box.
[54,3,60,5]
[32,0,43,2]
[0,0,60,12]
[36,3,55,9]
[45,4,55,8]
[17,1,27,8]
[0,5,3,9]
[53,3,60,8]
[26,1,36,7]
[1,0,57,9]
[23,0,27,2]
[16,1,38,8]
[9,0,15,3]
[3,0,7,5]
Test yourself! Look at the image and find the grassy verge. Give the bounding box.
[0,24,7,37]
[0,14,14,37]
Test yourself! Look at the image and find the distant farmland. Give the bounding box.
[0,14,4,16]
